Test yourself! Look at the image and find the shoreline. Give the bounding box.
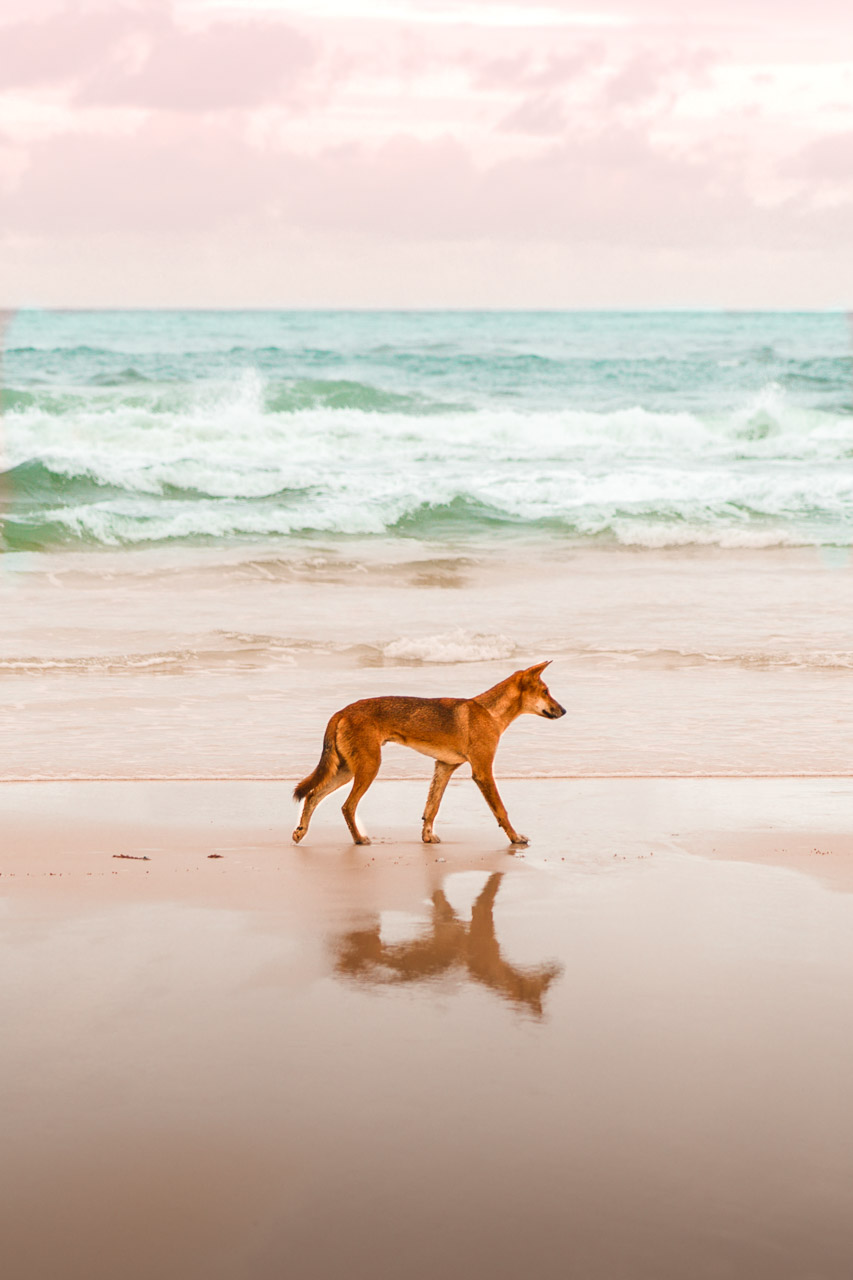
[3,770,853,781]
[4,776,853,894]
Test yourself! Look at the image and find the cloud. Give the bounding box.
[408,0,853,22]
[7,115,845,256]
[602,47,717,108]
[0,4,315,110]
[1,118,271,233]
[498,94,566,135]
[78,14,315,111]
[784,131,853,185]
[474,43,720,139]
[2,0,851,305]
[470,46,603,91]
[0,9,136,91]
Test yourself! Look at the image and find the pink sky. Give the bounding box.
[0,0,851,306]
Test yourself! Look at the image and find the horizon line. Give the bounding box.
[4,305,852,315]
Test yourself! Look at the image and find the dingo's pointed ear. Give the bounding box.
[526,660,551,677]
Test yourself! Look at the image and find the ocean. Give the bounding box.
[2,310,852,783]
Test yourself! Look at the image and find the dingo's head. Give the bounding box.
[520,661,565,719]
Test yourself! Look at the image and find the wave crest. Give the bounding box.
[3,371,853,551]
[382,631,517,664]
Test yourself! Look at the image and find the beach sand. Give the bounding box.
[4,777,853,1280]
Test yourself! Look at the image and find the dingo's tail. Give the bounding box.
[293,715,341,801]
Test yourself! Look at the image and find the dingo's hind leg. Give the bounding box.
[422,761,460,843]
[341,746,381,846]
[292,767,352,844]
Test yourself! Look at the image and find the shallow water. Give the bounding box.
[2,541,852,778]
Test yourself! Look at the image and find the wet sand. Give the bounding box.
[3,778,853,1280]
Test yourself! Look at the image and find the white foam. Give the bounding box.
[382,630,517,664]
[6,371,853,548]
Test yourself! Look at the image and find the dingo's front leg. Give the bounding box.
[471,765,528,846]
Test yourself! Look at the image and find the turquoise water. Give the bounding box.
[2,310,852,551]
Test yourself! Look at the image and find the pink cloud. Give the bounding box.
[2,119,271,233]
[0,4,314,109]
[77,14,315,111]
[1,0,851,305]
[4,119,849,252]
[470,46,603,92]
[498,94,566,136]
[472,42,719,136]
[603,47,717,108]
[0,9,135,90]
[279,135,478,239]
[784,131,853,184]
[296,131,851,251]
[424,0,853,21]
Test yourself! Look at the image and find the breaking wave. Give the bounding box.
[2,367,853,551]
[3,633,851,675]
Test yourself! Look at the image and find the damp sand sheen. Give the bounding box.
[2,311,853,1279]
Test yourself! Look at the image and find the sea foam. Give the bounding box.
[3,333,852,551]
[382,631,518,664]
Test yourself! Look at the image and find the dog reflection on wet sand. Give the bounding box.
[332,873,562,1017]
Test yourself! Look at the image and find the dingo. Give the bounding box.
[292,661,565,847]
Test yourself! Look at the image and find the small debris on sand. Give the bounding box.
[113,854,150,861]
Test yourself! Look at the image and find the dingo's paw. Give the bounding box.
[422,831,441,844]
[354,835,372,846]
[292,827,305,844]
[509,833,529,846]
